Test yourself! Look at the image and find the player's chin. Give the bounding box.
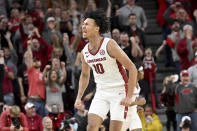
[82,34,87,39]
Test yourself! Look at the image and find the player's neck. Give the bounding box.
[88,35,103,51]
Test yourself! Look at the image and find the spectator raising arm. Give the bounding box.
[155,40,167,58]
[24,40,33,69]
[59,62,66,84]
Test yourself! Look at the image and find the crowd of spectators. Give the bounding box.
[0,0,196,131]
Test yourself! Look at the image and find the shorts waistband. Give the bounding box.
[28,97,44,102]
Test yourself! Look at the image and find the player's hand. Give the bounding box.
[136,97,146,106]
[120,97,132,106]
[74,98,83,110]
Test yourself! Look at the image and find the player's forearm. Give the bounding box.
[77,73,90,100]
[127,64,137,98]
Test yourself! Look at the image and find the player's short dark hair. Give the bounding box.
[84,9,110,34]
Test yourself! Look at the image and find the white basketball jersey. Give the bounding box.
[83,37,128,89]
[127,83,141,115]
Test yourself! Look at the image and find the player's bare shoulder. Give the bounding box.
[107,39,123,58]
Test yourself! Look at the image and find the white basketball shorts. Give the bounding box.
[121,108,142,131]
[88,87,127,121]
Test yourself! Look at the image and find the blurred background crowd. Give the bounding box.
[0,0,196,131]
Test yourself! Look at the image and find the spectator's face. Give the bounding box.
[180,75,190,85]
[120,34,129,46]
[32,39,40,51]
[12,9,20,18]
[129,15,136,25]
[71,1,77,10]
[53,48,62,58]
[82,18,99,39]
[44,118,53,129]
[26,107,36,118]
[0,18,8,30]
[184,27,193,37]
[127,0,135,6]
[3,48,10,59]
[12,2,20,9]
[25,17,33,25]
[144,106,153,117]
[193,9,197,18]
[48,21,55,29]
[55,8,61,17]
[87,0,97,11]
[61,11,69,20]
[35,0,42,9]
[33,59,41,69]
[145,48,152,57]
[112,29,120,41]
[172,22,180,31]
[177,9,187,21]
[50,70,58,82]
[52,58,60,70]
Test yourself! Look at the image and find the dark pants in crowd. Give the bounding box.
[166,110,177,131]
[140,79,160,108]
[28,98,46,117]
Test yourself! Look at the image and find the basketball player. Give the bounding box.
[122,67,146,131]
[74,9,137,131]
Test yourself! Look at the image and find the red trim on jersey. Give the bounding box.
[116,61,129,119]
[88,37,104,56]
[116,61,128,86]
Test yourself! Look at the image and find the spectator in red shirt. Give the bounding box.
[177,24,196,69]
[0,105,28,131]
[0,49,15,106]
[2,65,15,106]
[25,102,43,131]
[24,40,46,117]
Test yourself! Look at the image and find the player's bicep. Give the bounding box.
[107,40,134,70]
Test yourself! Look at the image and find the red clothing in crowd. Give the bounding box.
[29,10,45,33]
[27,67,45,100]
[48,113,65,130]
[0,111,28,131]
[25,114,43,131]
[157,0,168,27]
[142,57,156,81]
[2,67,13,94]
[23,36,53,70]
[70,36,87,52]
[177,37,195,69]
[8,18,20,33]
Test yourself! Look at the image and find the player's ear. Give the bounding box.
[95,26,100,33]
